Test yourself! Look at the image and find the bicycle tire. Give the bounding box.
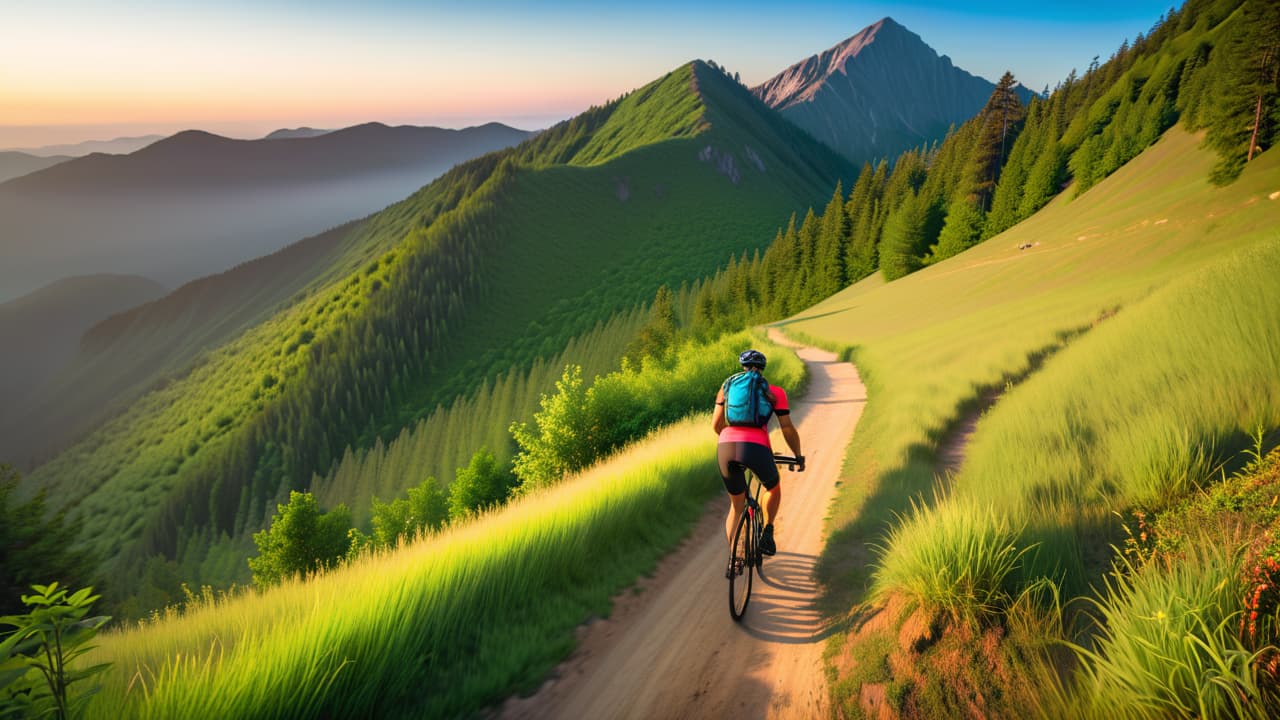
[728,504,754,621]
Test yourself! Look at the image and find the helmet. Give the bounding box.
[738,349,767,369]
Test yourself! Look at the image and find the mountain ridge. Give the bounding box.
[753,17,1034,164]
[3,122,533,192]
[0,121,533,302]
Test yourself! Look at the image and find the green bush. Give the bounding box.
[247,492,352,587]
[510,331,805,489]
[448,448,515,519]
[351,477,449,555]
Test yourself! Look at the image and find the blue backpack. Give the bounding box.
[722,371,775,427]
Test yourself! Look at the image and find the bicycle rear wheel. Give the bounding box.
[728,505,754,621]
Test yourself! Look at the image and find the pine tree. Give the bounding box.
[964,72,1028,211]
[845,161,885,281]
[879,193,936,280]
[813,183,850,297]
[626,285,678,362]
[931,198,985,262]
[1204,0,1280,183]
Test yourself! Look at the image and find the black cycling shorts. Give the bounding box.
[717,442,780,495]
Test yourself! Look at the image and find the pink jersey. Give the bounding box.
[717,384,789,449]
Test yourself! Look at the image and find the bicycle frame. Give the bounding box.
[728,453,802,621]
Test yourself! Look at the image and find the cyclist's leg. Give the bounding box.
[742,440,778,545]
[765,483,781,526]
[725,492,746,546]
[717,444,749,546]
[742,443,782,523]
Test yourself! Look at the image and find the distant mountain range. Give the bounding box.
[4,122,530,192]
[753,17,1035,165]
[263,127,332,140]
[0,151,71,184]
[2,135,165,157]
[0,122,533,301]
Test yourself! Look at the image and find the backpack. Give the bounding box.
[722,371,775,427]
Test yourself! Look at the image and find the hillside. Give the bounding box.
[0,123,533,301]
[753,17,1033,165]
[788,126,1280,715]
[0,274,167,425]
[19,60,853,604]
[0,221,360,470]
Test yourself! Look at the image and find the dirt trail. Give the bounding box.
[499,330,866,719]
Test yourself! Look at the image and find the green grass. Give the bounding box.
[871,498,1028,627]
[779,125,1280,708]
[1053,543,1274,719]
[22,61,849,601]
[82,417,722,719]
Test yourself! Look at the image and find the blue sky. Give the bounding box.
[0,0,1175,147]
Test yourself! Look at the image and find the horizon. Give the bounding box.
[3,0,1174,149]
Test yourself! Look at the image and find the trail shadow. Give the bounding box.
[736,551,838,644]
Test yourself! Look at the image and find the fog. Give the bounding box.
[0,167,443,302]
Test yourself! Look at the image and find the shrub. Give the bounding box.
[248,492,352,587]
[872,499,1029,626]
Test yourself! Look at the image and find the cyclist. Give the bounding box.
[713,349,804,558]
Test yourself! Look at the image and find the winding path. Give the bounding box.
[498,331,867,719]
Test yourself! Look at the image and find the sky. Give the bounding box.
[0,0,1176,149]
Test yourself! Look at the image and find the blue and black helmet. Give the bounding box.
[738,349,767,369]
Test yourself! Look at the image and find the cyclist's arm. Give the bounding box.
[713,387,727,434]
[777,413,802,461]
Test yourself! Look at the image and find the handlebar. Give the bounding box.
[773,454,805,472]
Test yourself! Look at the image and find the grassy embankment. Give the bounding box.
[79,332,805,719]
[777,126,1280,715]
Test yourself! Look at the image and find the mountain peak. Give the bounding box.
[751,18,1015,165]
[753,18,934,110]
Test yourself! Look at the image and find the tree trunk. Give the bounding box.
[1248,93,1263,162]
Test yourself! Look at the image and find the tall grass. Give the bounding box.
[955,238,1280,586]
[868,237,1280,622]
[84,418,722,719]
[871,498,1028,626]
[784,127,1280,709]
[1061,541,1276,719]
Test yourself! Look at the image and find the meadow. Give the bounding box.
[780,126,1280,713]
[66,328,804,718]
[82,418,723,719]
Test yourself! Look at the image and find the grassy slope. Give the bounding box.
[778,126,1279,708]
[80,334,806,719]
[84,419,722,719]
[22,62,850,590]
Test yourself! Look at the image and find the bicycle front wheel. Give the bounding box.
[728,505,754,621]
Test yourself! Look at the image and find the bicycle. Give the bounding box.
[727,454,802,621]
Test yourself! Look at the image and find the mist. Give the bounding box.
[0,166,444,302]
